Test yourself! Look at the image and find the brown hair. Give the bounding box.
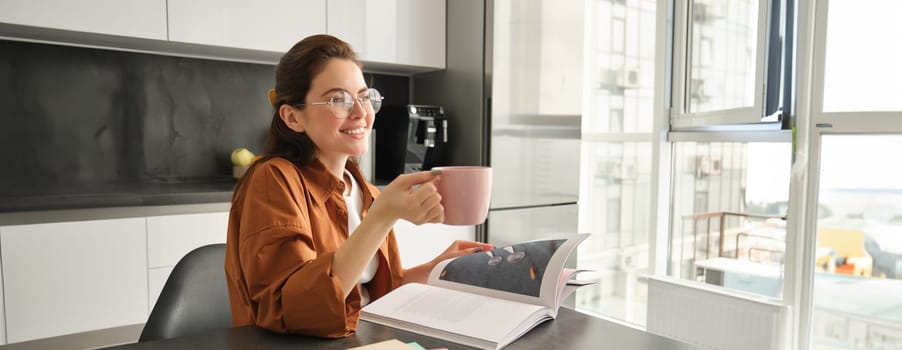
[235,35,361,193]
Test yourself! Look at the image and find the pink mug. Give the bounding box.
[433,166,492,225]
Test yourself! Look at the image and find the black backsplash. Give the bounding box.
[0,40,408,209]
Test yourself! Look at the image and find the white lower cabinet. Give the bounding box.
[147,266,175,315]
[146,212,228,310]
[146,212,229,268]
[392,221,476,268]
[0,209,469,344]
[0,227,5,345]
[0,218,148,343]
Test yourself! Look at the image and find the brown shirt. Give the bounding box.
[224,157,404,338]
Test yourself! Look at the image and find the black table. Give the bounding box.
[104,308,697,349]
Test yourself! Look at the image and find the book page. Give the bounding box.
[427,234,589,309]
[556,269,601,306]
[361,283,546,347]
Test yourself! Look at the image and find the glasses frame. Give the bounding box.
[293,88,384,119]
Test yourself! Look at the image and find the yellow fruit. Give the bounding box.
[230,148,256,166]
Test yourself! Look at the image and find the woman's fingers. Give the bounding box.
[455,240,495,252]
[425,203,444,223]
[401,180,443,224]
[411,180,439,202]
[419,192,442,210]
[390,171,439,190]
[409,201,443,225]
[373,171,444,224]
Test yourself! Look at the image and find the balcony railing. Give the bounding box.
[679,211,786,267]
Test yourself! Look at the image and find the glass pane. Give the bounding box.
[577,141,653,325]
[812,135,902,349]
[822,0,902,112]
[577,0,658,327]
[686,0,759,113]
[585,0,656,134]
[493,0,583,118]
[669,142,791,299]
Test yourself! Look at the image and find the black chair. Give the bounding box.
[139,243,233,342]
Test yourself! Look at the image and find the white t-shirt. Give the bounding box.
[343,170,379,305]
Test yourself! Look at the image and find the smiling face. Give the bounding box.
[279,58,373,167]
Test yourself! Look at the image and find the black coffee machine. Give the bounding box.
[374,105,448,184]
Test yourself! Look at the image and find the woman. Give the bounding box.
[224,34,493,338]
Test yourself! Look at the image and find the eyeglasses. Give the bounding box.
[293,88,384,119]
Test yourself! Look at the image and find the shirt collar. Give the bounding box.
[346,160,376,212]
[301,158,375,207]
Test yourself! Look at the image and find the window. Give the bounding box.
[668,141,791,298]
[671,0,779,128]
[811,136,902,349]
[581,0,902,346]
[802,1,902,348]
[687,0,758,113]
[820,1,902,112]
[661,0,792,302]
[577,0,657,325]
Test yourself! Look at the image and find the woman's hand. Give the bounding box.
[431,240,496,264]
[403,240,496,284]
[370,170,444,225]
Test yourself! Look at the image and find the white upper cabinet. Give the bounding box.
[0,0,167,40]
[0,0,441,71]
[396,0,445,69]
[328,0,445,69]
[167,0,326,52]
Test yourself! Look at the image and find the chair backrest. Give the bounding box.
[139,243,232,342]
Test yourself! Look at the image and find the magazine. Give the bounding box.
[360,233,593,350]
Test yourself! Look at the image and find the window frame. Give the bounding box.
[791,1,902,349]
[670,0,778,129]
[645,0,902,347]
[576,0,664,325]
[655,0,798,341]
[649,0,796,333]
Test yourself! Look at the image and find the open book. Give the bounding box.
[361,234,593,350]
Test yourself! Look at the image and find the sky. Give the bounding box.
[822,0,902,112]
[820,135,902,190]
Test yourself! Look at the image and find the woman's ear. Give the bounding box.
[279,104,306,133]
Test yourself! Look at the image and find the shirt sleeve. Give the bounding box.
[236,163,354,337]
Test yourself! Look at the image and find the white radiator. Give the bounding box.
[646,276,791,350]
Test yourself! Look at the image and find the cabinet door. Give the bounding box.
[392,221,474,268]
[146,212,228,268]
[0,218,148,343]
[168,0,326,52]
[0,228,5,345]
[0,0,166,40]
[328,0,445,69]
[327,0,392,63]
[396,0,445,69]
[146,212,228,310]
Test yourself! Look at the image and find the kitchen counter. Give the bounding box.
[0,182,235,213]
[0,183,235,225]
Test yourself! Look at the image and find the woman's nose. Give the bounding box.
[347,98,367,119]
